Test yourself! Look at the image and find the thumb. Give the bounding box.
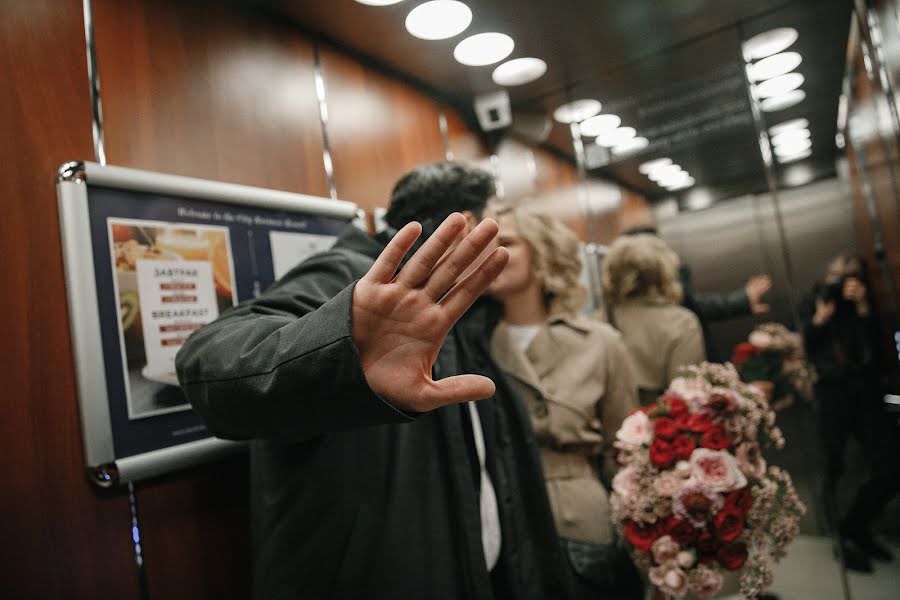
[422,374,496,409]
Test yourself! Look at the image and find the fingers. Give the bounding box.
[423,218,500,300]
[395,213,467,288]
[421,374,496,409]
[364,221,422,283]
[439,246,509,319]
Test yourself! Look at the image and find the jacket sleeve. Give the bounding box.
[686,289,751,322]
[666,312,707,385]
[175,252,413,442]
[598,333,640,482]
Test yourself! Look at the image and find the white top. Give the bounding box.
[505,324,541,352]
[467,401,501,571]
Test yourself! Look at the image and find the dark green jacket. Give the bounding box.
[176,225,572,600]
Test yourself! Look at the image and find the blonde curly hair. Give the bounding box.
[602,234,683,305]
[497,207,587,316]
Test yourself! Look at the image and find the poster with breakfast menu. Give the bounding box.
[108,219,238,420]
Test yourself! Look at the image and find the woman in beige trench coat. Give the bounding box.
[486,208,643,600]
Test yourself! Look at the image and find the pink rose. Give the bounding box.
[612,465,641,501]
[688,565,724,599]
[650,565,689,598]
[655,471,687,497]
[689,448,748,492]
[736,442,767,479]
[651,535,681,564]
[673,481,724,528]
[616,411,653,448]
[749,330,773,349]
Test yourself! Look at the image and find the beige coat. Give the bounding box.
[491,315,638,544]
[606,298,705,402]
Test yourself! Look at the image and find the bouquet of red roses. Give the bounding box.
[731,323,815,411]
[611,363,805,599]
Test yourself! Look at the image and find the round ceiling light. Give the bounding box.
[666,177,696,191]
[742,27,799,61]
[639,158,673,174]
[770,128,811,147]
[747,51,803,81]
[355,0,406,5]
[596,126,636,147]
[773,138,812,156]
[760,89,806,112]
[579,114,621,137]
[777,149,813,163]
[613,136,649,155]
[553,99,602,123]
[648,164,684,181]
[492,57,547,86]
[405,1,472,40]
[755,72,805,98]
[453,32,514,66]
[769,118,809,137]
[657,169,692,184]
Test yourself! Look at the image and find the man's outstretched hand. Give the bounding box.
[352,213,509,413]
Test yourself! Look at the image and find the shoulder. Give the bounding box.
[551,314,624,346]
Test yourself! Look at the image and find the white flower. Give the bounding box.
[749,330,774,349]
[616,411,653,447]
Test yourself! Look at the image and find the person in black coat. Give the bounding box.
[803,254,900,573]
[176,163,573,600]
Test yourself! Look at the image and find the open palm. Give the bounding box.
[352,213,508,413]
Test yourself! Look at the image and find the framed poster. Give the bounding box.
[57,161,359,486]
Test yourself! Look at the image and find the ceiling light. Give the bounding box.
[355,0,406,4]
[667,177,696,191]
[405,1,472,40]
[492,57,547,86]
[453,32,514,66]
[773,138,812,156]
[553,99,602,123]
[770,128,811,147]
[648,164,684,181]
[596,126,636,147]
[742,27,799,61]
[760,89,806,112]
[755,73,805,98]
[777,149,813,163]
[769,118,809,136]
[613,136,649,154]
[747,51,803,81]
[639,158,673,174]
[579,114,621,137]
[658,170,692,186]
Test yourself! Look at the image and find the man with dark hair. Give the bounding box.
[176,162,572,600]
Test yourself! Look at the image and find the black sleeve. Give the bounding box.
[175,253,413,442]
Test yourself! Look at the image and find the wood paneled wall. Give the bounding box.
[0,1,139,598]
[0,1,634,598]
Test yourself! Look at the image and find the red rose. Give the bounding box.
[623,519,663,553]
[661,394,689,418]
[668,518,697,545]
[725,488,753,514]
[649,438,676,468]
[685,414,715,434]
[672,435,696,461]
[716,541,749,570]
[732,342,759,365]
[714,507,745,542]
[654,417,679,440]
[700,426,731,450]
[696,530,721,564]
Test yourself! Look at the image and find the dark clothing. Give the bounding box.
[802,284,899,536]
[176,225,571,600]
[678,265,750,359]
[679,265,751,323]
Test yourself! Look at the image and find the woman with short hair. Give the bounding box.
[602,234,706,404]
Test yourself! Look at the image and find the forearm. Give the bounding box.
[177,283,412,441]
